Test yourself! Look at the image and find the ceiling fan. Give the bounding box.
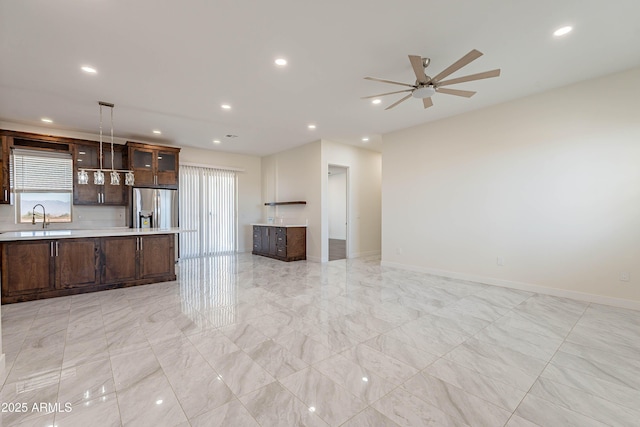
[363,49,501,110]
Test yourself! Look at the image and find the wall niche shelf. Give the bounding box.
[264,201,307,206]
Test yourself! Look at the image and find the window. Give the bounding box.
[179,165,237,257]
[12,148,73,223]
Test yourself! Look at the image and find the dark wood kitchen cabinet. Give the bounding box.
[139,234,174,279]
[101,236,138,285]
[252,225,306,261]
[1,240,53,296]
[73,141,128,206]
[0,135,9,204]
[56,238,100,289]
[1,234,176,304]
[127,142,180,188]
[0,238,99,300]
[101,234,174,283]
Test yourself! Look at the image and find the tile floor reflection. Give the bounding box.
[1,254,640,426]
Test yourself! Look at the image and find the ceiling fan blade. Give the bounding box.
[430,49,483,83]
[423,97,433,109]
[437,69,501,87]
[364,77,415,88]
[361,89,412,99]
[409,55,428,84]
[385,94,413,110]
[435,88,476,98]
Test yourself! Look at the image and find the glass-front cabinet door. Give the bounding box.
[73,143,100,204]
[130,146,155,186]
[156,150,177,186]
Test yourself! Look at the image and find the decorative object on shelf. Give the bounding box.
[264,201,307,206]
[77,101,135,186]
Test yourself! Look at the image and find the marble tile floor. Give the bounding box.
[1,253,639,426]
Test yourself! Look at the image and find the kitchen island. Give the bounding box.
[0,228,181,304]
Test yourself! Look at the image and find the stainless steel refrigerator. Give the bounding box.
[130,187,179,259]
[131,188,178,229]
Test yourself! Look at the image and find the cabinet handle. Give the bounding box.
[102,193,105,203]
[50,242,54,257]
[4,189,6,200]
[55,242,59,257]
[98,193,101,203]
[136,237,139,251]
[140,238,143,251]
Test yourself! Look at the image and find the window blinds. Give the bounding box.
[179,165,237,257]
[12,149,73,192]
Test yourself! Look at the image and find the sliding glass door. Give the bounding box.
[179,165,237,257]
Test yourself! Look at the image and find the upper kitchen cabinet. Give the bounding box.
[0,130,74,204]
[127,142,180,189]
[0,136,9,204]
[73,141,128,206]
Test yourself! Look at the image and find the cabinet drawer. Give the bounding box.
[276,247,287,257]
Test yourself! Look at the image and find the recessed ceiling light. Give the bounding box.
[152,130,161,135]
[81,65,97,74]
[221,104,231,110]
[40,118,53,123]
[553,26,573,37]
[213,139,221,144]
[308,124,316,129]
[371,99,382,105]
[274,58,287,66]
[362,137,369,142]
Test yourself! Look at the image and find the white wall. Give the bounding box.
[261,141,322,260]
[382,67,640,305]
[179,146,262,253]
[328,171,347,239]
[322,140,382,261]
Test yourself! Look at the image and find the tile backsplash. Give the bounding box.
[0,204,127,232]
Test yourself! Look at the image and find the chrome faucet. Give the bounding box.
[31,204,49,229]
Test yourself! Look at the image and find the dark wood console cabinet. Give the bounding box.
[1,234,176,304]
[252,226,306,261]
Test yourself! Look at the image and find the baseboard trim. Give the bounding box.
[349,250,381,259]
[380,261,640,311]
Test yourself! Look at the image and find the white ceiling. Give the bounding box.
[1,1,639,156]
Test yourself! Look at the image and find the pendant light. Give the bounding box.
[77,101,135,186]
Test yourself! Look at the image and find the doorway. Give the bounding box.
[328,165,348,260]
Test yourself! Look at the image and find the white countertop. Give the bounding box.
[251,223,307,228]
[0,227,184,242]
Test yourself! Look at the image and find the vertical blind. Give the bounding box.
[179,165,237,257]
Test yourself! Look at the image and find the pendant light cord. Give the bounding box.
[99,104,104,170]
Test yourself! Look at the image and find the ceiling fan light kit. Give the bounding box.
[363,49,501,110]
[412,86,436,99]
